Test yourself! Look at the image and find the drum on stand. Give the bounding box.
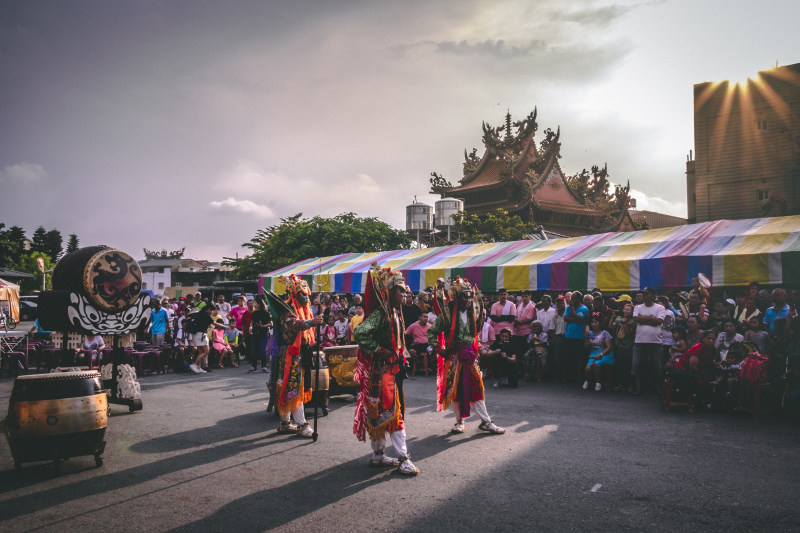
[305,350,329,412]
[323,344,360,397]
[1,370,107,469]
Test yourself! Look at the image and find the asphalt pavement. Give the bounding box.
[0,363,798,532]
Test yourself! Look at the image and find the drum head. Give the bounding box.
[697,272,711,288]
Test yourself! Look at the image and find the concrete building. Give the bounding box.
[687,63,800,223]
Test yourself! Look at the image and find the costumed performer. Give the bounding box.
[427,277,505,435]
[275,275,323,438]
[353,263,419,475]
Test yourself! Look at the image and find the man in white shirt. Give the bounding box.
[632,287,666,395]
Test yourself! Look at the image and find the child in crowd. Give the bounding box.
[334,310,349,345]
[526,320,548,381]
[321,314,337,348]
[745,316,770,353]
[667,327,687,367]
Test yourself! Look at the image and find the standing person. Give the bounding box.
[248,299,272,373]
[187,305,223,374]
[353,264,419,475]
[228,296,247,330]
[216,294,232,322]
[149,299,169,347]
[512,290,536,379]
[274,275,323,438]
[427,276,505,436]
[763,287,790,338]
[240,300,254,366]
[631,287,666,395]
[612,302,636,392]
[563,291,589,382]
[193,292,206,311]
[550,296,567,380]
[405,313,432,375]
[333,309,349,345]
[489,288,516,336]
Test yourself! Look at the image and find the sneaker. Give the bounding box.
[369,453,399,467]
[189,363,201,374]
[478,420,505,434]
[261,368,269,373]
[247,366,257,373]
[582,380,589,390]
[199,367,207,373]
[296,424,313,438]
[595,382,602,392]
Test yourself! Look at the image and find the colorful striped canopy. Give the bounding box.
[259,215,800,294]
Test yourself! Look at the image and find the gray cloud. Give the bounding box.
[0,163,46,183]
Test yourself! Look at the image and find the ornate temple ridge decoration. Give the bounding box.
[431,107,636,237]
[143,247,185,260]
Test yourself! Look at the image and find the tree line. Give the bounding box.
[0,223,80,293]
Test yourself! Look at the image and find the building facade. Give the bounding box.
[688,62,800,223]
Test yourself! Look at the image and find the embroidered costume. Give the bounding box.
[427,277,505,435]
[274,274,318,438]
[353,263,419,475]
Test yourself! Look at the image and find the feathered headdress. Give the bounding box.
[279,274,311,298]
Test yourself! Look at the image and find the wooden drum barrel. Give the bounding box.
[1,370,108,469]
[323,344,360,397]
[52,246,142,312]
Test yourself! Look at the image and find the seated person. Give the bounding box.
[405,313,432,374]
[76,334,106,366]
[714,341,744,398]
[485,328,518,388]
[29,318,53,342]
[525,320,549,381]
[214,324,238,368]
[671,330,717,398]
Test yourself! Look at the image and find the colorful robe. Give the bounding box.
[428,309,485,417]
[275,311,314,415]
[352,306,405,441]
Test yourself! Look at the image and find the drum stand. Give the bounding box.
[105,335,143,413]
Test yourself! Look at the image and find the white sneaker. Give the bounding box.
[189,363,200,374]
[582,380,589,390]
[199,367,207,373]
[478,420,505,434]
[450,422,465,434]
[595,382,602,392]
[296,424,313,438]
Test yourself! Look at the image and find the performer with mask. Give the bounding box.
[274,275,324,438]
[353,263,419,475]
[428,277,505,435]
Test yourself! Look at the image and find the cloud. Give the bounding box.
[553,4,636,28]
[0,163,46,183]
[434,39,547,57]
[629,188,687,218]
[209,197,274,219]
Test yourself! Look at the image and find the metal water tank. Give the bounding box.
[434,198,464,227]
[406,202,433,232]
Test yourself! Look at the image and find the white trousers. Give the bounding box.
[370,428,408,456]
[452,399,490,423]
[280,404,306,425]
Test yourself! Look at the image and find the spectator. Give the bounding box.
[537,294,556,339]
[563,291,589,382]
[348,305,365,340]
[631,287,665,395]
[715,318,744,362]
[223,323,239,367]
[685,315,703,349]
[512,290,536,377]
[240,299,254,362]
[213,323,236,368]
[405,313,432,375]
[216,294,231,321]
[248,299,272,373]
[658,295,675,366]
[228,296,247,330]
[149,299,169,347]
[763,288,790,337]
[489,288,517,336]
[672,330,717,397]
[194,291,206,311]
[188,305,220,373]
[667,327,687,367]
[29,317,53,341]
[708,300,728,333]
[735,296,761,330]
[612,302,636,392]
[334,309,349,345]
[583,314,613,392]
[321,315,337,347]
[551,296,567,380]
[591,292,614,331]
[348,293,363,315]
[76,334,105,367]
[526,320,548,381]
[745,316,770,353]
[486,328,518,388]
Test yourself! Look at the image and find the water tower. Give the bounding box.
[434,197,463,242]
[406,200,433,249]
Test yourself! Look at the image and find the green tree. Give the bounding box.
[31,226,47,254]
[44,229,63,260]
[451,209,538,244]
[9,251,55,294]
[66,233,80,254]
[227,213,411,279]
[0,224,27,267]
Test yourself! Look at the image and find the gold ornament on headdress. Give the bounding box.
[369,262,406,292]
[279,274,311,297]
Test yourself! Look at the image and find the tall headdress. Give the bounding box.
[444,276,482,351]
[364,262,406,317]
[277,273,314,348]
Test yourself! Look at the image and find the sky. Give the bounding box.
[1,0,798,263]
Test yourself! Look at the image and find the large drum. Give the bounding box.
[1,370,107,469]
[52,246,142,312]
[323,345,360,397]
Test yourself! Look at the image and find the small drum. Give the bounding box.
[1,370,107,469]
[323,344,360,397]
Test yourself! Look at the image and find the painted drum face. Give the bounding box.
[84,249,142,312]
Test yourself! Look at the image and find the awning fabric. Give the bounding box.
[259,215,800,294]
